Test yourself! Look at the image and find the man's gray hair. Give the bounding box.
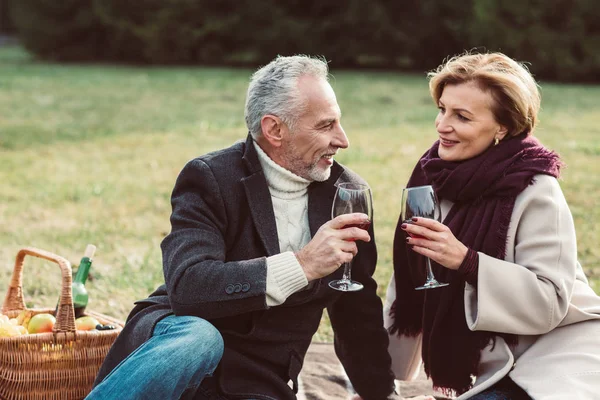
[244,55,329,139]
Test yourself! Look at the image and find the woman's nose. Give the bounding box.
[436,115,452,133]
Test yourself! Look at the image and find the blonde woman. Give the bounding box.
[385,52,600,399]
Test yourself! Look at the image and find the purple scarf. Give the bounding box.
[389,134,562,395]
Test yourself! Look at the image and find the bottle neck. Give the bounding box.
[74,257,92,285]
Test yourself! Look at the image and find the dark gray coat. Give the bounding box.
[95,135,396,399]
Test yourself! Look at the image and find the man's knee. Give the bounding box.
[189,318,224,368]
[165,316,224,370]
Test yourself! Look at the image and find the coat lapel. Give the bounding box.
[241,135,280,256]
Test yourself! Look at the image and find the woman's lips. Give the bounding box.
[440,138,459,147]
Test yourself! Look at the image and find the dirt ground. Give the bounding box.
[299,342,449,400]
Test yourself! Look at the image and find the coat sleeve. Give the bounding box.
[161,158,269,319]
[327,219,399,400]
[465,175,578,334]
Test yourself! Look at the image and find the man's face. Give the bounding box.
[280,76,349,182]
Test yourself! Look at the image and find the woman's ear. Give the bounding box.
[260,115,285,148]
[496,125,509,141]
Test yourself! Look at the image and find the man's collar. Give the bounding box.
[241,133,263,174]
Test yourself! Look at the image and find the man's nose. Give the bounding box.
[333,124,349,149]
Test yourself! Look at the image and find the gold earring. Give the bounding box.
[494,137,500,146]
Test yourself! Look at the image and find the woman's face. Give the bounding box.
[435,81,507,162]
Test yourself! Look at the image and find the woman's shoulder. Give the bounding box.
[513,174,572,222]
[516,174,564,204]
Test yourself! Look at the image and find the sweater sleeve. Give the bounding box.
[265,252,308,306]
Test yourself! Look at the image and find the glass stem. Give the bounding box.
[342,261,352,282]
[425,258,436,282]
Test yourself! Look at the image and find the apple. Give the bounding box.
[27,313,56,334]
[75,316,100,331]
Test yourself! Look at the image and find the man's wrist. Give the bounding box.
[294,251,316,281]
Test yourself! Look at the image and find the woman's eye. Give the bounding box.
[457,114,470,122]
[438,107,446,114]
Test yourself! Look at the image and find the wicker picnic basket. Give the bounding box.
[0,247,123,400]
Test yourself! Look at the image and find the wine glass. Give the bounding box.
[329,182,373,292]
[401,185,449,290]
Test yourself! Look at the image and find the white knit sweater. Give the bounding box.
[253,141,310,306]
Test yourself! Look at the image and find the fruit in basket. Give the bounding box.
[0,313,27,337]
[27,313,56,334]
[75,316,100,331]
[0,323,23,337]
[17,310,34,330]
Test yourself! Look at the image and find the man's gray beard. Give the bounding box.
[282,141,331,182]
[284,154,331,182]
[307,163,331,182]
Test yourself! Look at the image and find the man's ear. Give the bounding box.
[261,115,285,147]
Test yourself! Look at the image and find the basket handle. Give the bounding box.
[2,247,77,333]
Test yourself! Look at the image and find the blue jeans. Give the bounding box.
[86,315,224,400]
[468,376,532,399]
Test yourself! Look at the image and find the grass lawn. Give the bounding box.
[1,45,599,341]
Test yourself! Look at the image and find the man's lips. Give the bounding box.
[321,154,335,164]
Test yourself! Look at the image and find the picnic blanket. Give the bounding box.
[298,342,441,399]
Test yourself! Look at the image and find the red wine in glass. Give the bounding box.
[330,182,373,292]
[343,221,372,242]
[401,185,449,290]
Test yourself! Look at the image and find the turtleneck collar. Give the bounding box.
[253,140,311,200]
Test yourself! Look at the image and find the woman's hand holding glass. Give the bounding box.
[401,217,469,271]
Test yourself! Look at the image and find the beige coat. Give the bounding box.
[385,175,600,399]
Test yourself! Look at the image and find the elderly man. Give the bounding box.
[88,55,397,400]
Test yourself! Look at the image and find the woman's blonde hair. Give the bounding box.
[428,52,541,137]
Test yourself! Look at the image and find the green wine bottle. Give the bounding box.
[72,244,96,319]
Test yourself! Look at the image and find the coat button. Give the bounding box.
[233,283,242,293]
[241,283,250,292]
[225,284,235,294]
